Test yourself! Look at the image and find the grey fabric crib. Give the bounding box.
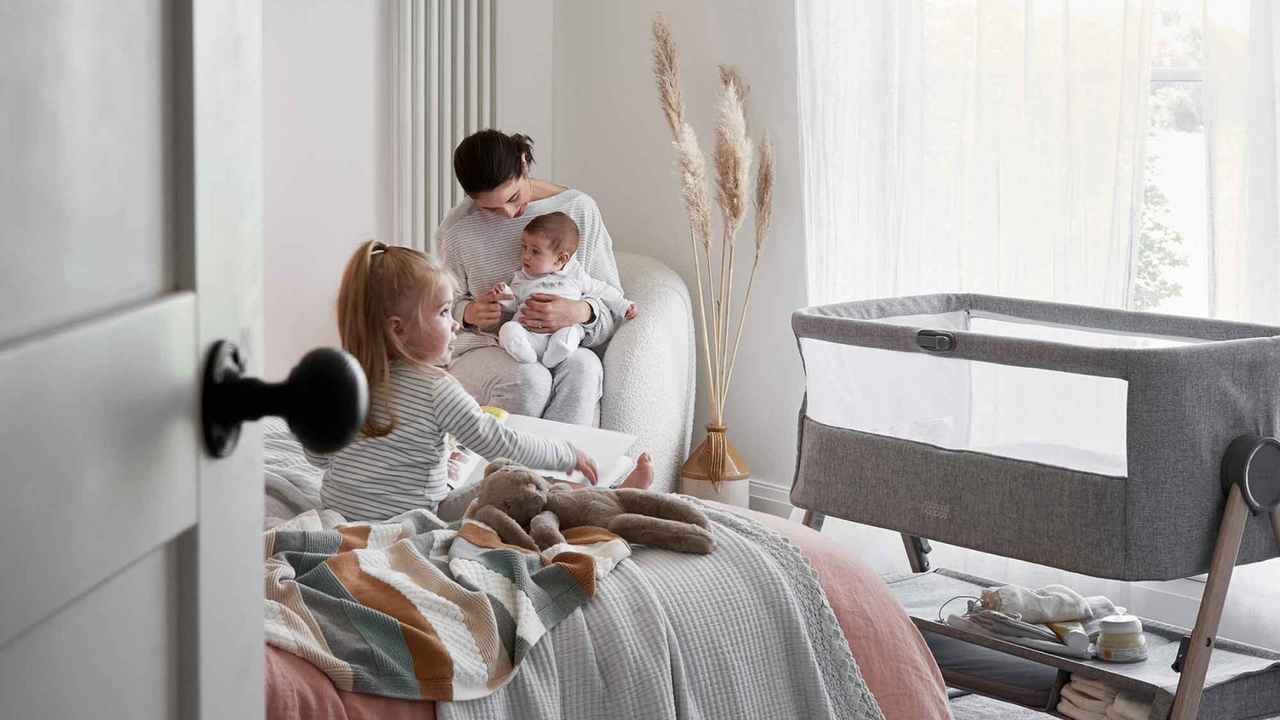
[790,293,1280,720]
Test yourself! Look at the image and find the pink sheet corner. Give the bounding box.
[712,503,953,720]
[266,643,436,720]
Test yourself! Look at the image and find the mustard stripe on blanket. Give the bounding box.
[264,509,630,701]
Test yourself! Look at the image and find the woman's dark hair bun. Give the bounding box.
[453,129,535,196]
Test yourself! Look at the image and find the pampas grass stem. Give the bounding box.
[723,135,774,401]
[652,12,772,432]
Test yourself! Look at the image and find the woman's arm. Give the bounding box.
[436,226,474,328]
[573,196,622,348]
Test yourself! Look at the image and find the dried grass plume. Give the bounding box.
[713,79,753,239]
[718,64,750,120]
[753,135,774,255]
[651,11,684,140]
[678,123,713,251]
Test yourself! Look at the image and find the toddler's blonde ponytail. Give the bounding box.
[336,240,451,437]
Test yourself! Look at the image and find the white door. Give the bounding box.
[0,2,264,718]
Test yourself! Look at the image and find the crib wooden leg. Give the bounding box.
[800,509,825,531]
[901,534,932,573]
[1169,483,1251,720]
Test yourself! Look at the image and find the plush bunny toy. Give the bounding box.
[465,459,714,554]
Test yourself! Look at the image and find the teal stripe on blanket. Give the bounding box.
[271,530,343,557]
[451,538,588,618]
[297,562,422,699]
[343,599,423,698]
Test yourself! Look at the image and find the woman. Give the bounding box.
[436,129,623,425]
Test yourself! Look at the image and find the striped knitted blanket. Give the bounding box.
[264,508,631,702]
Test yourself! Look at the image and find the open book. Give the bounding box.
[448,412,639,490]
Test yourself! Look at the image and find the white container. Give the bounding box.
[1096,614,1149,663]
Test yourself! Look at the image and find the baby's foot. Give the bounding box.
[499,322,538,363]
[619,453,653,490]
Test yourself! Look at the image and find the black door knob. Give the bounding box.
[202,340,368,458]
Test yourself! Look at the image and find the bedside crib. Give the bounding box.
[789,293,1280,720]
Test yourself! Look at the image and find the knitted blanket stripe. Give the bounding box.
[264,509,630,701]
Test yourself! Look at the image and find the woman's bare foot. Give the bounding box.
[618,453,653,490]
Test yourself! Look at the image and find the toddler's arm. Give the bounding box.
[434,374,575,471]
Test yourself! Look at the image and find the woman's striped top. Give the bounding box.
[307,363,575,521]
[436,188,622,357]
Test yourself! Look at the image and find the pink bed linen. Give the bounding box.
[265,505,950,720]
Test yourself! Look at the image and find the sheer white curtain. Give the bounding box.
[798,0,1154,307]
[796,0,1280,646]
[794,0,1157,611]
[1205,0,1280,324]
[1200,0,1280,650]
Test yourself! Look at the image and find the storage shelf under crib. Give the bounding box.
[884,568,1280,720]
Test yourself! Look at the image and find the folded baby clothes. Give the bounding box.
[1069,676,1119,703]
[1061,684,1110,714]
[969,609,1060,642]
[981,583,1090,623]
[1106,691,1152,720]
[945,614,1093,659]
[1058,698,1108,720]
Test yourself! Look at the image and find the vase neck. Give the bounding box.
[705,424,726,434]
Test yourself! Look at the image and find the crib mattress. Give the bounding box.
[791,293,1280,581]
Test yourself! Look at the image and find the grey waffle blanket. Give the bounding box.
[437,504,886,720]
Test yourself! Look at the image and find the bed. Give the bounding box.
[261,419,953,720]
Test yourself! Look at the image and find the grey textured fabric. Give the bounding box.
[263,417,324,525]
[949,693,1047,720]
[438,504,885,720]
[793,419,1130,578]
[792,294,1280,580]
[888,569,1280,720]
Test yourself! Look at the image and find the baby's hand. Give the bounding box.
[625,303,637,321]
[491,282,511,296]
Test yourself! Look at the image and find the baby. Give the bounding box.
[495,211,636,368]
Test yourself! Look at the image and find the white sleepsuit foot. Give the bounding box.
[541,325,585,369]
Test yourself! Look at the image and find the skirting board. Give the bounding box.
[748,479,793,518]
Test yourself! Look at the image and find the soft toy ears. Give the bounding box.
[484,458,518,477]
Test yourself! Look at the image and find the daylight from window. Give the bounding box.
[1139,0,1206,315]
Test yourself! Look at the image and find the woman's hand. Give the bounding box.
[463,287,514,330]
[570,447,598,485]
[519,294,593,334]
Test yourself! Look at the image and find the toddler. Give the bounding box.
[495,212,636,368]
[307,240,632,522]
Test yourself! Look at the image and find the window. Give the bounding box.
[1138,0,1206,315]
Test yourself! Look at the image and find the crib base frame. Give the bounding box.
[797,467,1280,720]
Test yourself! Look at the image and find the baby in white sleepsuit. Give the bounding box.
[495,211,636,368]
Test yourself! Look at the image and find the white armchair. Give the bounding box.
[601,251,696,493]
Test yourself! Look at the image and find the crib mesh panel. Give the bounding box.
[792,293,1280,581]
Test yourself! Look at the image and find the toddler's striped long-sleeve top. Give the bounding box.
[308,363,575,521]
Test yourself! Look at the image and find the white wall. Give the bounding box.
[552,0,808,491]
[263,0,394,379]
[496,0,555,176]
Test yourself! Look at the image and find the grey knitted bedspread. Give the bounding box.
[262,418,884,719]
[437,504,885,720]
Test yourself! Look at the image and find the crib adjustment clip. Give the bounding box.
[916,330,955,352]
